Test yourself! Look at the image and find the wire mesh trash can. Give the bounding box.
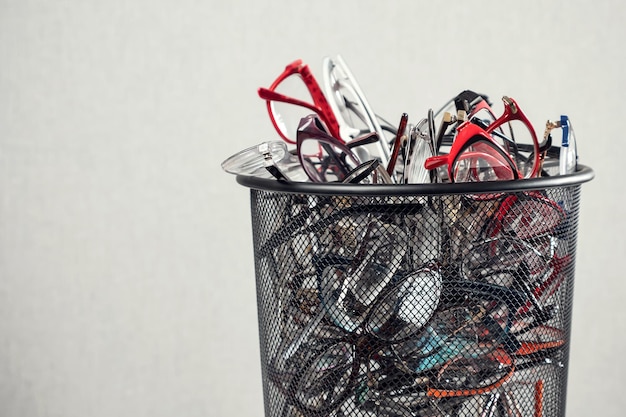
[235,166,594,417]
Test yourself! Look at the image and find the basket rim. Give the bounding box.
[235,164,594,196]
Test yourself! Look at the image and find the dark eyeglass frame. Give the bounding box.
[289,273,523,416]
[296,114,391,183]
[434,90,494,153]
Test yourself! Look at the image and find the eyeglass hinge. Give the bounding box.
[502,96,518,114]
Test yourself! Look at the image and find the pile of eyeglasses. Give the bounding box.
[222,55,578,185]
[254,187,573,416]
[225,56,580,416]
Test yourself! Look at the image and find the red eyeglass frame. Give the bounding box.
[258,59,342,144]
[485,191,566,240]
[425,96,540,182]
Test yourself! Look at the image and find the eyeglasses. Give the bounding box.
[250,190,573,417]
[425,96,541,183]
[258,59,341,144]
[322,55,391,165]
[385,112,408,177]
[484,191,566,240]
[457,343,564,417]
[296,114,392,184]
[402,110,438,184]
[240,60,582,185]
[289,277,520,415]
[433,90,494,153]
[220,140,309,182]
[221,116,392,184]
[446,190,566,267]
[543,115,578,175]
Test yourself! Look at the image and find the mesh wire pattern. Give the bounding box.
[249,185,581,417]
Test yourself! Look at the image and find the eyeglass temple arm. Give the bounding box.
[560,115,570,147]
[258,87,315,110]
[387,113,409,175]
[345,132,380,149]
[435,112,453,152]
[471,118,521,160]
[293,61,342,137]
[424,155,449,171]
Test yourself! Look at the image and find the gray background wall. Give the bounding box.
[0,1,622,416]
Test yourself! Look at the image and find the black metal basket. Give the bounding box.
[236,165,594,417]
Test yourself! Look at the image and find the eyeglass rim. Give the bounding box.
[322,55,391,164]
[221,140,290,177]
[450,135,521,183]
[425,125,521,182]
[259,59,341,143]
[483,96,541,178]
[425,97,539,182]
[404,117,436,184]
[258,87,340,145]
[424,96,541,180]
[296,115,362,183]
[486,191,566,240]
